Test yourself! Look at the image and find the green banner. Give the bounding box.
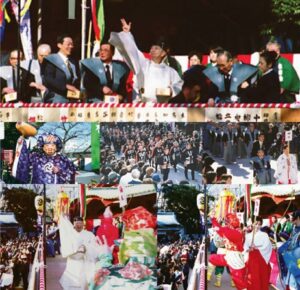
[91,122,100,170]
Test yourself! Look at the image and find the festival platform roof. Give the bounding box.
[86,184,156,199]
[0,212,18,224]
[251,185,300,196]
[157,212,181,227]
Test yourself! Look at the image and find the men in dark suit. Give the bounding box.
[43,35,80,103]
[80,43,130,103]
[21,44,52,102]
[252,149,273,184]
[1,50,36,103]
[203,50,258,103]
[251,133,267,157]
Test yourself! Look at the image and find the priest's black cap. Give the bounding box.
[73,216,83,222]
[153,36,170,51]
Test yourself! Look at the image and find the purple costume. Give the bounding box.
[13,133,76,184]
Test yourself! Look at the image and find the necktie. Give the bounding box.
[224,74,231,93]
[65,59,74,83]
[105,64,113,89]
[12,67,20,91]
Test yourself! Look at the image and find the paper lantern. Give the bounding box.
[197,193,205,211]
[35,196,44,215]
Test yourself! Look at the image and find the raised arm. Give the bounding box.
[121,18,132,33]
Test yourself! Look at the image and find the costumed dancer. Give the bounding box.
[12,123,76,184]
[59,215,99,290]
[208,213,247,290]
[207,228,227,288]
[244,216,273,290]
[96,207,119,248]
[208,189,236,287]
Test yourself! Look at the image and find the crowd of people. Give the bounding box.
[1,18,299,104]
[0,235,38,290]
[100,123,238,186]
[203,122,300,184]
[157,239,201,290]
[207,209,300,290]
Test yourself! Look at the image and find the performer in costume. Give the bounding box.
[43,35,80,103]
[275,144,298,184]
[207,227,227,288]
[59,216,100,290]
[80,43,130,103]
[96,207,119,248]
[266,40,300,103]
[244,216,273,290]
[208,213,247,290]
[278,210,300,290]
[12,123,76,184]
[109,19,183,103]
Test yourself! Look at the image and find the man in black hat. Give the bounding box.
[109,19,183,103]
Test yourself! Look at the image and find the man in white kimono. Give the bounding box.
[109,18,183,103]
[59,216,98,290]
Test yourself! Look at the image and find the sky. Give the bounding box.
[29,122,91,153]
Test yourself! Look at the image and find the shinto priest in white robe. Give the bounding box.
[109,31,183,103]
[59,215,99,290]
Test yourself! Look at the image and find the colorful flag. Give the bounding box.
[91,122,100,170]
[79,184,86,219]
[0,0,9,43]
[10,0,33,59]
[91,0,105,56]
[0,0,4,27]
